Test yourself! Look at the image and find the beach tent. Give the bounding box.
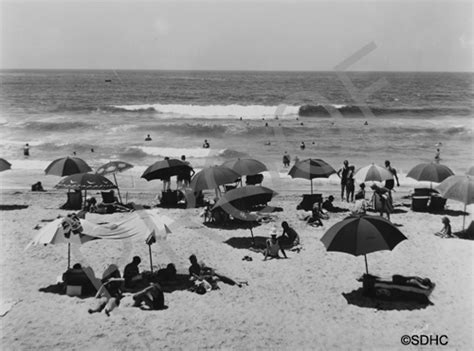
[0,158,12,172]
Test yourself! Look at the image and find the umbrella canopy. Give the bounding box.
[45,157,92,176]
[436,175,474,230]
[321,215,407,274]
[190,166,240,192]
[407,163,454,183]
[212,186,277,212]
[467,166,474,176]
[354,163,393,183]
[96,161,133,203]
[0,158,12,172]
[141,159,192,181]
[55,172,117,190]
[96,161,133,175]
[28,216,101,268]
[222,158,267,176]
[288,158,336,194]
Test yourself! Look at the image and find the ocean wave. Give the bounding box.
[217,149,249,159]
[21,120,93,131]
[112,104,301,119]
[298,104,472,117]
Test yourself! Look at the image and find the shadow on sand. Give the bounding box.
[342,288,433,311]
[39,283,94,299]
[225,236,268,250]
[0,204,29,211]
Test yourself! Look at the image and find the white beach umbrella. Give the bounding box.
[354,163,393,184]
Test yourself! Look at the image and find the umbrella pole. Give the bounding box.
[250,228,255,246]
[311,179,313,195]
[148,245,153,273]
[83,189,87,210]
[364,254,369,275]
[68,243,71,269]
[113,173,123,203]
[463,204,466,231]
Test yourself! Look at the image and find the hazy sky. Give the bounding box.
[0,0,472,71]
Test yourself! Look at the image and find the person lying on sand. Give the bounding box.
[435,217,453,238]
[322,195,348,213]
[132,282,165,310]
[88,277,124,316]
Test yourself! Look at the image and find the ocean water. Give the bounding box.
[0,70,472,181]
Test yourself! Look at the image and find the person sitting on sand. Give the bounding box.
[188,254,202,278]
[435,217,452,238]
[322,195,348,213]
[279,221,300,246]
[84,197,97,213]
[370,184,393,221]
[123,256,145,289]
[351,193,368,216]
[355,183,366,200]
[31,181,45,192]
[188,254,245,290]
[155,263,177,283]
[132,282,165,310]
[264,228,287,261]
[307,203,325,226]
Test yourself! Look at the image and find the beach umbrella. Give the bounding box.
[190,166,240,194]
[467,166,474,176]
[0,158,12,172]
[222,158,268,176]
[354,163,393,184]
[406,163,454,186]
[55,172,117,208]
[212,186,277,212]
[45,157,92,176]
[288,158,336,194]
[141,159,192,181]
[27,216,101,269]
[436,175,474,230]
[96,161,134,203]
[321,215,407,274]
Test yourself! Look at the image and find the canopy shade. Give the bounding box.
[45,157,92,176]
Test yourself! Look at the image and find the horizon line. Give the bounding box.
[0,68,472,74]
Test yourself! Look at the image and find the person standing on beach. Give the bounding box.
[345,166,355,202]
[282,152,290,168]
[384,160,400,190]
[337,160,350,201]
[434,148,441,163]
[23,143,30,157]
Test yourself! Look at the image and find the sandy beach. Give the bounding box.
[1,170,473,350]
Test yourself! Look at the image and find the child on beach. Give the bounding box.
[435,217,452,238]
[264,228,287,261]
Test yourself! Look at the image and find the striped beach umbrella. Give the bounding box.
[288,158,336,194]
[45,157,92,177]
[96,161,134,203]
[354,163,393,183]
[407,163,454,183]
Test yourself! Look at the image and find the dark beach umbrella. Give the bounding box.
[96,161,134,203]
[407,163,454,184]
[288,158,336,194]
[436,175,474,230]
[55,172,117,208]
[45,157,92,176]
[222,158,268,176]
[190,166,240,192]
[141,159,192,181]
[321,215,407,274]
[212,186,277,212]
[0,158,12,172]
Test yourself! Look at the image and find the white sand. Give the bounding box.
[0,173,473,350]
